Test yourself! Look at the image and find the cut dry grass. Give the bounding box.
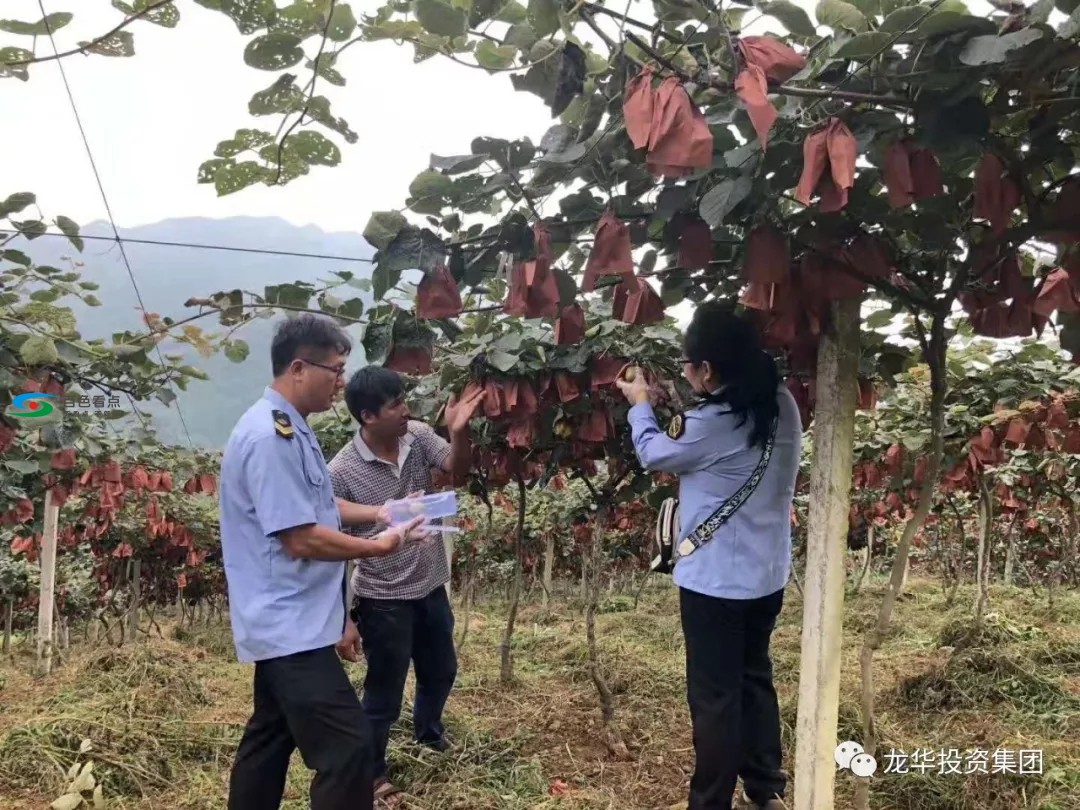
[0,576,1077,810]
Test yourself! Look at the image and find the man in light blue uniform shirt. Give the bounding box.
[617,302,802,810]
[220,314,425,810]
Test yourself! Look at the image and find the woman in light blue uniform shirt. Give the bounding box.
[617,302,802,810]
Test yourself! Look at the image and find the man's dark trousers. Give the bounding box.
[679,586,786,809]
[228,645,374,810]
[353,585,457,779]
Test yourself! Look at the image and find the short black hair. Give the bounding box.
[344,366,405,423]
[270,313,352,377]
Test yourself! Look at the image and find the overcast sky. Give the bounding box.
[4,0,566,233]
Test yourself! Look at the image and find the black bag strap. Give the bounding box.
[674,416,778,560]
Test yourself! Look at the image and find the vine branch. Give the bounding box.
[274,0,337,185]
[8,0,176,66]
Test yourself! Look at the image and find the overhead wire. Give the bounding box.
[38,1,196,454]
[0,228,376,264]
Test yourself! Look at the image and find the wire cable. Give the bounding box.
[0,227,376,264]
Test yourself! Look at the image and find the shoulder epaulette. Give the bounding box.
[272,409,294,440]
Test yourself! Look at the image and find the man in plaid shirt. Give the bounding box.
[327,366,482,805]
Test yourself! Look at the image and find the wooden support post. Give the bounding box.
[794,298,861,810]
[35,490,60,677]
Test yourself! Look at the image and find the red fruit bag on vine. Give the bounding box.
[613,275,665,325]
[743,222,789,284]
[384,345,433,376]
[882,141,914,208]
[678,218,714,270]
[645,76,713,178]
[974,152,1020,235]
[795,118,856,212]
[582,209,633,292]
[554,371,580,403]
[554,303,586,345]
[735,64,777,149]
[416,265,463,319]
[737,36,806,83]
[623,66,655,150]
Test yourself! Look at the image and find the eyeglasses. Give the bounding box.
[301,359,346,377]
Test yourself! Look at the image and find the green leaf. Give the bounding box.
[916,10,995,37]
[285,130,341,166]
[699,176,753,227]
[54,216,83,252]
[0,13,73,36]
[362,321,394,364]
[488,348,519,372]
[879,5,926,34]
[2,249,31,265]
[20,335,59,366]
[269,1,323,37]
[219,0,276,35]
[1058,4,1080,37]
[363,211,407,252]
[0,47,32,80]
[959,28,1043,65]
[476,40,518,70]
[248,74,305,115]
[429,153,487,174]
[409,169,454,200]
[757,0,818,36]
[1029,0,1056,23]
[244,33,305,70]
[13,220,46,240]
[495,0,528,23]
[0,192,35,217]
[834,31,894,59]
[412,0,468,37]
[224,339,251,362]
[305,96,358,144]
[112,0,181,28]
[327,3,357,41]
[81,31,136,57]
[374,227,448,300]
[197,158,272,196]
[815,0,868,32]
[528,0,559,37]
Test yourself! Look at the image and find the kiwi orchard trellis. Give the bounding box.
[6,0,1080,807]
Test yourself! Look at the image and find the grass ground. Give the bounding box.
[1,575,1078,810]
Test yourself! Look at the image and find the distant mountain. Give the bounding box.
[26,216,375,448]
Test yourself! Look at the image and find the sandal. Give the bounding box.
[374,777,403,807]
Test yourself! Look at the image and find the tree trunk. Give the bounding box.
[2,598,12,654]
[542,532,555,608]
[35,491,60,677]
[973,474,993,626]
[499,476,526,686]
[855,317,947,810]
[944,499,966,608]
[586,517,630,760]
[1003,516,1016,588]
[851,525,873,595]
[127,559,142,642]
[794,296,861,810]
[3,598,12,654]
